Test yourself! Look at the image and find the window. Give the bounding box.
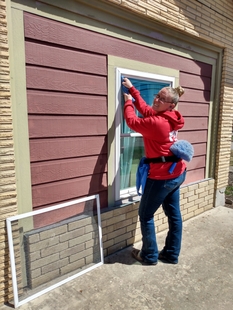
[115,68,175,202]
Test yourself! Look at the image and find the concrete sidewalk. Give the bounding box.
[2,206,233,310]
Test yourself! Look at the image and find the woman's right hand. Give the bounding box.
[123,93,133,102]
[122,77,133,89]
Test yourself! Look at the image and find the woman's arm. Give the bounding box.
[122,77,154,117]
[129,87,154,117]
[124,100,158,137]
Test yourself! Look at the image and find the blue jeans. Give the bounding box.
[138,170,186,264]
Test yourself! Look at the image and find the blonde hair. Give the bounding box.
[165,86,185,105]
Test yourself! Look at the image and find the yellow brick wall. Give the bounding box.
[0,0,18,304]
[101,0,233,190]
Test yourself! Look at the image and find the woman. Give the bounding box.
[122,77,186,265]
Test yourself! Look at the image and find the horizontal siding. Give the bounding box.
[184,168,205,184]
[26,67,107,94]
[180,72,211,90]
[24,13,212,216]
[181,88,210,102]
[29,136,107,162]
[182,117,208,131]
[24,13,213,76]
[192,143,207,156]
[32,174,107,208]
[28,116,107,138]
[31,155,107,185]
[178,130,207,143]
[25,41,107,75]
[187,155,206,170]
[178,102,209,117]
[24,14,109,216]
[27,91,107,115]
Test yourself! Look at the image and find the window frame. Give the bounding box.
[115,67,176,202]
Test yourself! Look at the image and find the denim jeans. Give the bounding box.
[138,170,186,264]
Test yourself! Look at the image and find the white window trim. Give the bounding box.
[115,67,175,202]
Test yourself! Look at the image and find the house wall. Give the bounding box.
[24,12,212,219]
[1,0,233,305]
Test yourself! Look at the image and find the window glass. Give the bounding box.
[120,77,170,192]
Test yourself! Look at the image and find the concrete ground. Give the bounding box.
[1,205,233,310]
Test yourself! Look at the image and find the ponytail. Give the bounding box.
[165,86,185,105]
[175,86,185,98]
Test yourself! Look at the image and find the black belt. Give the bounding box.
[144,156,180,164]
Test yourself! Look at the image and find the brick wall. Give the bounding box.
[24,214,100,289]
[101,0,233,190]
[102,179,214,256]
[20,178,214,291]
[0,0,18,304]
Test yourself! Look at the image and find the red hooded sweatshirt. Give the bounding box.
[124,86,186,180]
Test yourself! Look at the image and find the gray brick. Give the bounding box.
[60,243,85,259]
[86,247,101,264]
[70,248,93,263]
[29,269,60,289]
[39,225,67,240]
[59,227,85,242]
[85,253,94,265]
[41,257,69,274]
[60,258,85,275]
[85,224,96,233]
[30,267,41,279]
[40,241,69,258]
[107,241,126,255]
[85,239,95,249]
[28,236,59,252]
[26,233,40,244]
[25,249,41,262]
[68,217,92,231]
[115,232,132,244]
[69,232,92,247]
[30,253,59,270]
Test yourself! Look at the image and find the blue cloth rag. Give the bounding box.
[121,76,135,102]
[136,157,150,196]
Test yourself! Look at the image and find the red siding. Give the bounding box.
[25,41,107,75]
[26,67,107,94]
[28,116,107,138]
[29,136,106,162]
[27,91,107,115]
[32,174,107,208]
[31,155,107,185]
[24,12,212,217]
[23,13,213,77]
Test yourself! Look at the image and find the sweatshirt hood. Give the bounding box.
[160,110,184,131]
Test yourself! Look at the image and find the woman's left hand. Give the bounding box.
[122,77,133,88]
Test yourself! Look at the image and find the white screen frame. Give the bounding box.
[6,194,103,308]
